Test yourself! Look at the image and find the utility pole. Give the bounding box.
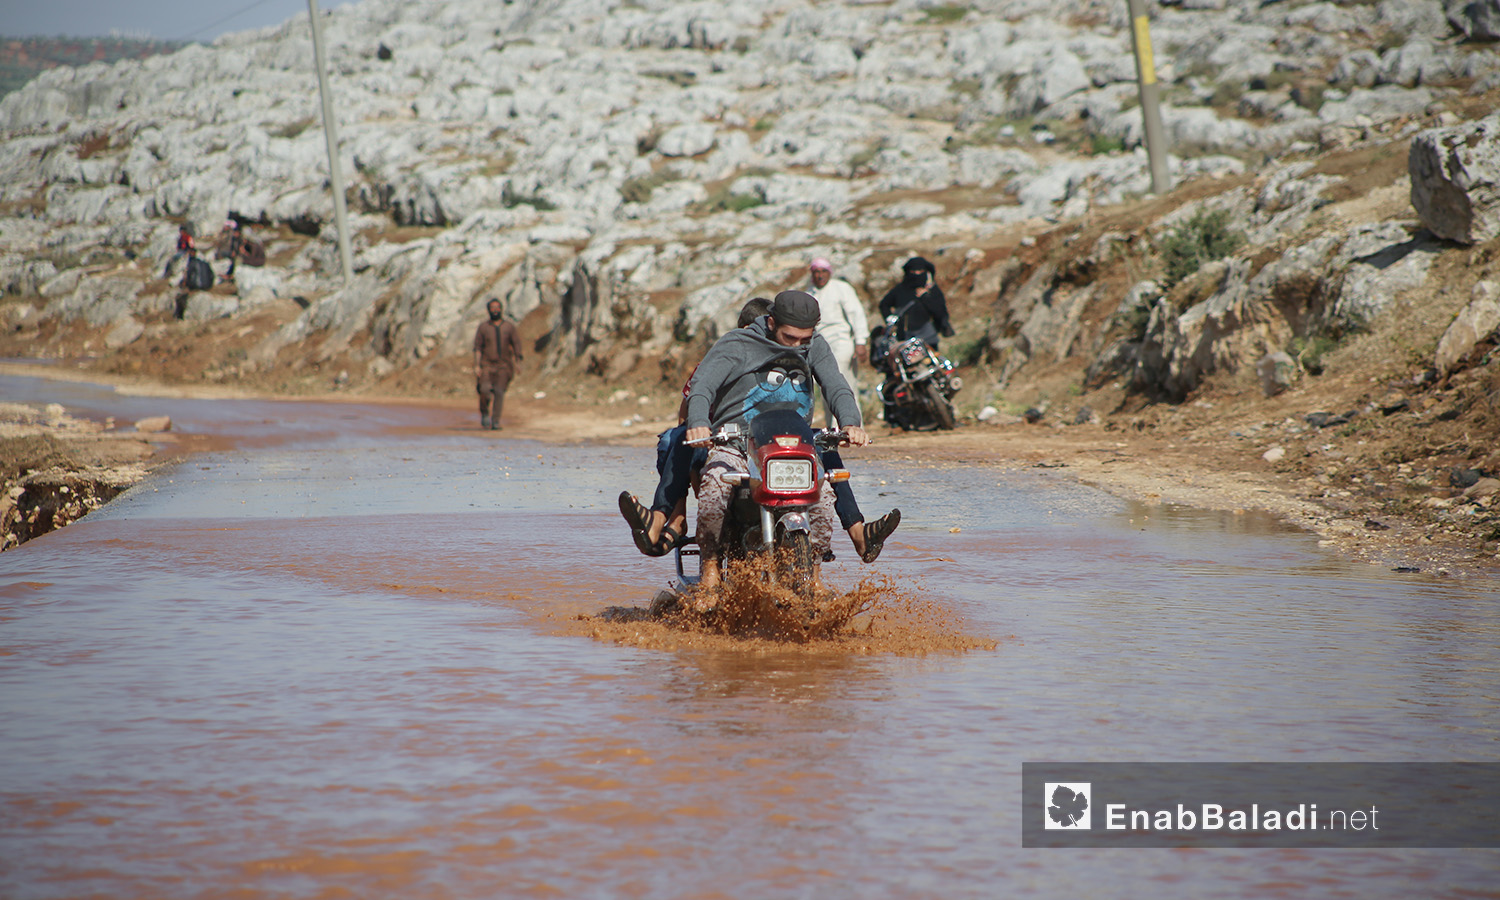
[308,0,354,285]
[1126,0,1171,194]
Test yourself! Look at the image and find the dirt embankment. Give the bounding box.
[0,400,171,551]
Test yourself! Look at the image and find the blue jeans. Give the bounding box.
[652,426,707,517]
[821,449,863,532]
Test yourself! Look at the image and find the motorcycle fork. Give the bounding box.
[756,506,811,548]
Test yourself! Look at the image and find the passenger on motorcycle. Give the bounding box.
[684,291,866,591]
[622,298,772,559]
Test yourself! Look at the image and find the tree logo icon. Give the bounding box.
[1044,782,1091,830]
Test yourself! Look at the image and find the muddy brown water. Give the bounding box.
[2,375,1497,898]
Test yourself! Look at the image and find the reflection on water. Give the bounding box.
[1,380,1497,898]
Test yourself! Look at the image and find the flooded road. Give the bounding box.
[2,376,1497,898]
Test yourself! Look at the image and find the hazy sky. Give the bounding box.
[0,0,363,42]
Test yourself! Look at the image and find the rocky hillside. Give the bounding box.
[1,0,1498,556]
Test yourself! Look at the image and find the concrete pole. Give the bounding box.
[1126,0,1171,194]
[308,0,355,285]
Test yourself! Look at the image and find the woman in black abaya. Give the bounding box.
[877,256,954,350]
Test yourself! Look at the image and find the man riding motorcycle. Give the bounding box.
[684,291,868,592]
[619,298,901,573]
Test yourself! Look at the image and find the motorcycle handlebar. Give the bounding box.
[814,428,849,451]
[687,426,861,450]
[686,426,740,448]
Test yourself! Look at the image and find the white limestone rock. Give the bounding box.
[1435,281,1500,374]
[1409,114,1500,244]
[104,315,144,349]
[182,292,240,321]
[1318,85,1436,125]
[656,122,717,158]
[954,146,1040,187]
[1333,230,1440,328]
[1447,0,1500,41]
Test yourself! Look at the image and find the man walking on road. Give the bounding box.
[473,298,523,430]
[806,257,868,427]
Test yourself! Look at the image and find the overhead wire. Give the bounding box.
[176,0,298,42]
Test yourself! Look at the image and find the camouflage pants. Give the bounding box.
[697,446,837,559]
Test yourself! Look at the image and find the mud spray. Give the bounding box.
[571,555,1000,655]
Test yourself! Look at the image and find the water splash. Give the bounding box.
[575,557,999,655]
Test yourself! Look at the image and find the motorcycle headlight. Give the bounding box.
[765,459,814,491]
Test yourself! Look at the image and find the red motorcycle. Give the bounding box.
[673,408,850,603]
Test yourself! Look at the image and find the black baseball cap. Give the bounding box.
[771,290,820,328]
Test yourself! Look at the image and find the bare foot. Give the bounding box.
[696,549,721,593]
[644,509,667,545]
[686,586,719,614]
[847,522,867,558]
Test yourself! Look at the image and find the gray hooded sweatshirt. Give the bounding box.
[685,316,861,431]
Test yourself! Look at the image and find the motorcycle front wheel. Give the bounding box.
[775,530,817,602]
[924,381,956,430]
